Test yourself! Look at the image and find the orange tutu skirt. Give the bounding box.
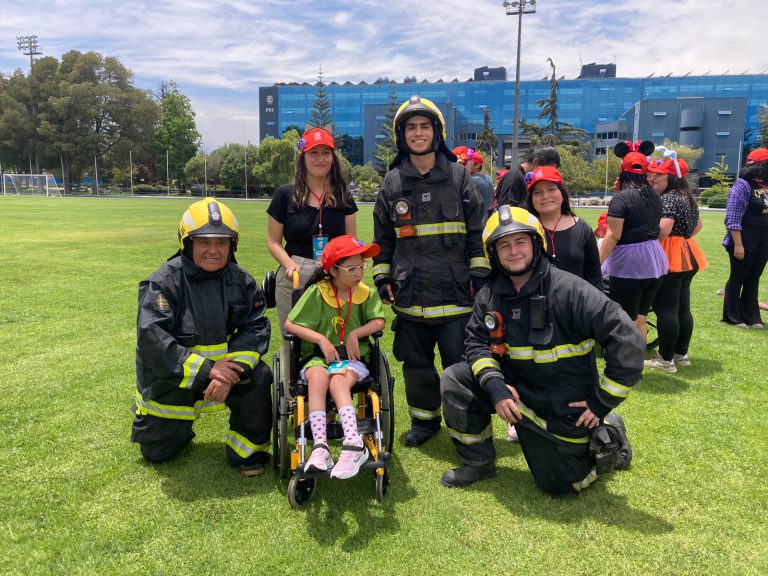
[660,236,708,273]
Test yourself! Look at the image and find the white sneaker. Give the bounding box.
[673,353,691,367]
[644,354,677,373]
[304,443,334,473]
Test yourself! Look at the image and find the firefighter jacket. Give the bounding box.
[134,254,270,420]
[372,154,490,324]
[466,256,644,442]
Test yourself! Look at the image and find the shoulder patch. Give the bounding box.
[154,293,172,313]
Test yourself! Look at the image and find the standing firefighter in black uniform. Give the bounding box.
[440,206,643,494]
[373,95,490,447]
[132,198,273,476]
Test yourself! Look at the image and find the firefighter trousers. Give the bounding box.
[132,361,273,467]
[441,362,597,496]
[392,316,468,432]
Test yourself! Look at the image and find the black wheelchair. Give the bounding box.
[263,271,395,508]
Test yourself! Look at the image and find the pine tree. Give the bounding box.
[308,66,337,137]
[533,58,587,152]
[476,108,499,171]
[372,85,399,175]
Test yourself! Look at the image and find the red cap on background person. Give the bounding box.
[648,157,689,178]
[621,152,650,174]
[746,148,768,164]
[525,165,565,193]
[321,235,380,272]
[614,140,655,175]
[470,150,484,167]
[496,169,509,180]
[297,127,336,153]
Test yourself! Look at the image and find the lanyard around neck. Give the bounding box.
[331,284,354,344]
[311,191,325,233]
[544,213,563,258]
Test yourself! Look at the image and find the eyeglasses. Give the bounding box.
[334,261,369,274]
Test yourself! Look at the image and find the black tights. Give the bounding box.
[652,269,697,361]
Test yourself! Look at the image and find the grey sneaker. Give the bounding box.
[673,353,691,367]
[749,323,764,330]
[644,353,677,373]
[603,413,632,470]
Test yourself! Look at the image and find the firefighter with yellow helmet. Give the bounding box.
[132,198,273,475]
[373,95,489,448]
[440,205,644,494]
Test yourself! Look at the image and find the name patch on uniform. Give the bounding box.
[421,192,431,203]
[511,308,521,320]
[154,293,171,312]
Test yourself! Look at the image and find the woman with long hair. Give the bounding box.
[266,127,357,330]
[599,141,668,340]
[721,148,768,329]
[644,152,708,372]
[525,166,602,289]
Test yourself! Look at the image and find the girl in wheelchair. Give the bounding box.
[284,235,385,479]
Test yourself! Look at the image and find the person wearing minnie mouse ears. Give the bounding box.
[645,148,708,372]
[721,147,768,329]
[599,141,668,341]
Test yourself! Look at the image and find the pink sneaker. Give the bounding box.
[305,443,334,473]
[507,423,519,443]
[329,444,369,480]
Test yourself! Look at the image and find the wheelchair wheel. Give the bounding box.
[375,470,389,503]
[272,354,290,477]
[378,350,395,453]
[287,476,316,509]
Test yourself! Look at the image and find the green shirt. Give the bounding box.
[287,279,385,363]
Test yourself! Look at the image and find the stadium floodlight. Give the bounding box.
[503,0,537,163]
[16,35,42,73]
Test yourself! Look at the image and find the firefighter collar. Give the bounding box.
[317,279,371,307]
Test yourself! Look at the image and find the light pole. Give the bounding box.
[503,0,536,165]
[17,35,43,175]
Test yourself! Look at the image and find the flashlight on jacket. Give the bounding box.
[484,311,508,355]
[395,199,414,238]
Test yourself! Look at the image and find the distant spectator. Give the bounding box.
[466,150,494,213]
[495,146,561,209]
[721,147,768,329]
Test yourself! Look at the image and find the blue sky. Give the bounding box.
[2,0,767,149]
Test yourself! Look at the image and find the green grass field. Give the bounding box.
[1,196,765,575]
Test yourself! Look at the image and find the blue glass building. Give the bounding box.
[259,71,768,175]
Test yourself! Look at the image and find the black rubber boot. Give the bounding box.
[405,426,439,448]
[440,463,496,487]
[604,413,632,470]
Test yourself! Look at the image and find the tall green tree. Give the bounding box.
[372,85,399,175]
[251,131,297,194]
[476,107,499,172]
[30,51,158,193]
[218,142,258,191]
[531,58,587,152]
[758,104,768,149]
[308,67,337,137]
[154,80,200,188]
[184,148,222,190]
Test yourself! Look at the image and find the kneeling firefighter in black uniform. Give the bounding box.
[132,198,273,476]
[440,206,644,495]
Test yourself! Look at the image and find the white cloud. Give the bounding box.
[2,0,767,147]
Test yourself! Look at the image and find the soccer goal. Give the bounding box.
[1,173,62,196]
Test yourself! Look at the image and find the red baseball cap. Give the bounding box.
[746,148,768,164]
[648,157,689,177]
[526,165,565,193]
[621,151,649,175]
[470,150,484,166]
[298,128,335,153]
[321,235,380,272]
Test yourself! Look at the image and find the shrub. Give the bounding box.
[707,192,730,208]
